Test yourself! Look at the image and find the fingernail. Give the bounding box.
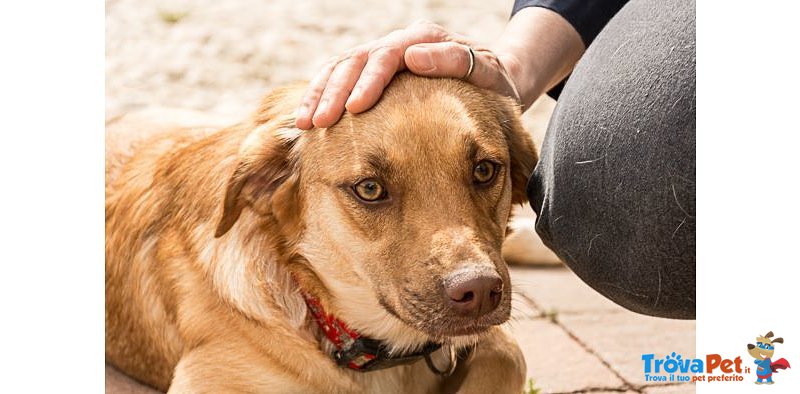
[295,105,308,120]
[346,87,360,108]
[410,49,436,72]
[317,98,329,114]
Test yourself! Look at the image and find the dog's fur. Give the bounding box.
[106,74,535,393]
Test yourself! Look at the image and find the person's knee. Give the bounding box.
[526,0,695,319]
[531,166,695,319]
[529,96,696,318]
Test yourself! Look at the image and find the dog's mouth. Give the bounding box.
[426,314,508,338]
[379,292,511,339]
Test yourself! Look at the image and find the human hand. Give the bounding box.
[295,21,521,130]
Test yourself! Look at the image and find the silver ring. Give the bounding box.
[463,46,475,80]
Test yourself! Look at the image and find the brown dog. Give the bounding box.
[106,73,535,393]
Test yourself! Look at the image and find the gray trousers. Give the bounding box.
[528,0,695,319]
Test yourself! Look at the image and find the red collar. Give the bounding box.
[302,294,372,369]
[300,292,446,373]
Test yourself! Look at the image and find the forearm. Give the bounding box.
[492,6,585,110]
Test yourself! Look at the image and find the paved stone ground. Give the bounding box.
[508,266,695,394]
[106,1,696,392]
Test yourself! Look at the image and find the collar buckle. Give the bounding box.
[334,337,442,372]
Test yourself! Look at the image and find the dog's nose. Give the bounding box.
[443,266,503,317]
[747,344,755,350]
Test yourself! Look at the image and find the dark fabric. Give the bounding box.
[527,0,696,319]
[512,0,628,99]
[512,0,629,47]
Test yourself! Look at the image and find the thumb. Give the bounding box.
[404,42,519,103]
[405,42,473,79]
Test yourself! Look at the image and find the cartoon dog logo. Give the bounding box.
[747,331,791,384]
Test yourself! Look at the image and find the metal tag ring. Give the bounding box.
[424,345,457,377]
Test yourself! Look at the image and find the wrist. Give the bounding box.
[496,50,544,111]
[493,6,585,111]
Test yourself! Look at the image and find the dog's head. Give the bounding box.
[216,74,536,348]
[748,331,783,360]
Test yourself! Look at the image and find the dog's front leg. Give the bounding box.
[442,326,526,394]
[168,344,323,394]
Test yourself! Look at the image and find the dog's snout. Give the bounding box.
[443,266,503,317]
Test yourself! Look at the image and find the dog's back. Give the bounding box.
[105,113,241,389]
[105,81,312,388]
[106,119,193,389]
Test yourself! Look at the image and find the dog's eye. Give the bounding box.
[473,161,497,184]
[353,179,387,202]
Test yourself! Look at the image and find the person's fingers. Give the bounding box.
[405,42,474,79]
[343,24,446,112]
[345,45,403,113]
[296,58,337,129]
[311,51,369,128]
[298,20,453,129]
[405,42,520,103]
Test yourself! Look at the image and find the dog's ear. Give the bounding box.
[494,96,537,205]
[765,331,775,338]
[772,337,784,344]
[215,122,300,238]
[215,86,305,238]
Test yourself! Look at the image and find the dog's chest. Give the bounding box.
[350,361,441,393]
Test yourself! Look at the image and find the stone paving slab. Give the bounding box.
[509,266,624,315]
[557,312,696,389]
[508,319,626,393]
[511,289,543,321]
[106,364,158,394]
[503,205,562,267]
[642,383,695,393]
